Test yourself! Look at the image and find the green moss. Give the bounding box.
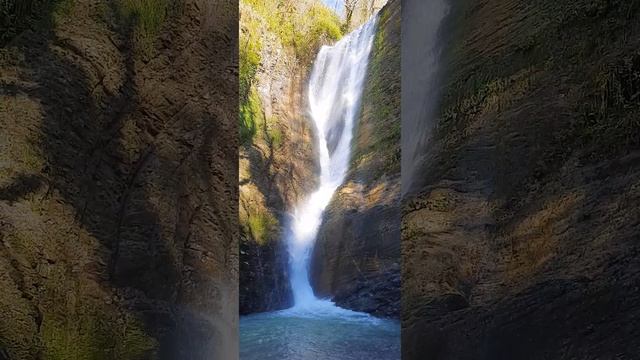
[239,4,264,146]
[241,0,342,64]
[240,7,262,101]
[118,0,169,55]
[350,5,401,177]
[0,226,157,358]
[39,266,156,360]
[240,88,262,145]
[42,310,155,360]
[300,4,343,60]
[239,0,343,149]
[239,87,286,148]
[246,210,278,245]
[268,126,283,148]
[51,0,74,24]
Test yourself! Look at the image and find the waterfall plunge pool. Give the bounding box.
[240,301,400,360]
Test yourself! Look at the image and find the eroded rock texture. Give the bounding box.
[402,0,640,358]
[238,1,319,314]
[310,0,401,318]
[0,1,238,359]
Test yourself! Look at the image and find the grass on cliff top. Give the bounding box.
[0,0,169,54]
[240,4,263,101]
[42,310,156,360]
[246,209,278,245]
[239,86,286,147]
[349,3,401,178]
[239,0,342,146]
[243,0,342,62]
[239,0,344,85]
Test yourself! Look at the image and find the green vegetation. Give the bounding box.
[239,0,343,147]
[300,4,343,62]
[242,0,342,63]
[240,88,261,144]
[0,0,169,53]
[240,8,262,101]
[119,0,168,38]
[350,4,400,177]
[247,210,278,245]
[268,126,283,148]
[239,88,286,148]
[0,0,74,45]
[118,0,169,55]
[0,229,157,359]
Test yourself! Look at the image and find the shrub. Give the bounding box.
[239,0,343,147]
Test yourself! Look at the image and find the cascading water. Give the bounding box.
[287,16,378,309]
[241,15,400,360]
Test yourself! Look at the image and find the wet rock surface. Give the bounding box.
[310,0,401,319]
[240,232,293,315]
[402,0,640,358]
[332,264,401,318]
[238,1,319,315]
[0,1,238,358]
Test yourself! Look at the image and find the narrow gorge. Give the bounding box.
[310,0,401,318]
[239,0,401,358]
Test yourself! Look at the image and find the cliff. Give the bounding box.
[0,0,237,359]
[349,0,388,31]
[310,0,401,318]
[238,0,342,314]
[402,0,640,358]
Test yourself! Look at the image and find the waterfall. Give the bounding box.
[401,0,449,196]
[286,16,378,309]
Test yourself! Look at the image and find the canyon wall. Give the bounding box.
[402,0,640,358]
[0,0,238,359]
[238,0,341,314]
[310,0,401,318]
[350,0,388,30]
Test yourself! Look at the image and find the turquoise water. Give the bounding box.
[240,301,400,360]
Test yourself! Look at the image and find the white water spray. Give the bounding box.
[286,16,378,309]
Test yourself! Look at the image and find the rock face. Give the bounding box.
[350,0,388,30]
[310,0,401,319]
[0,1,238,359]
[402,0,640,358]
[238,1,333,314]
